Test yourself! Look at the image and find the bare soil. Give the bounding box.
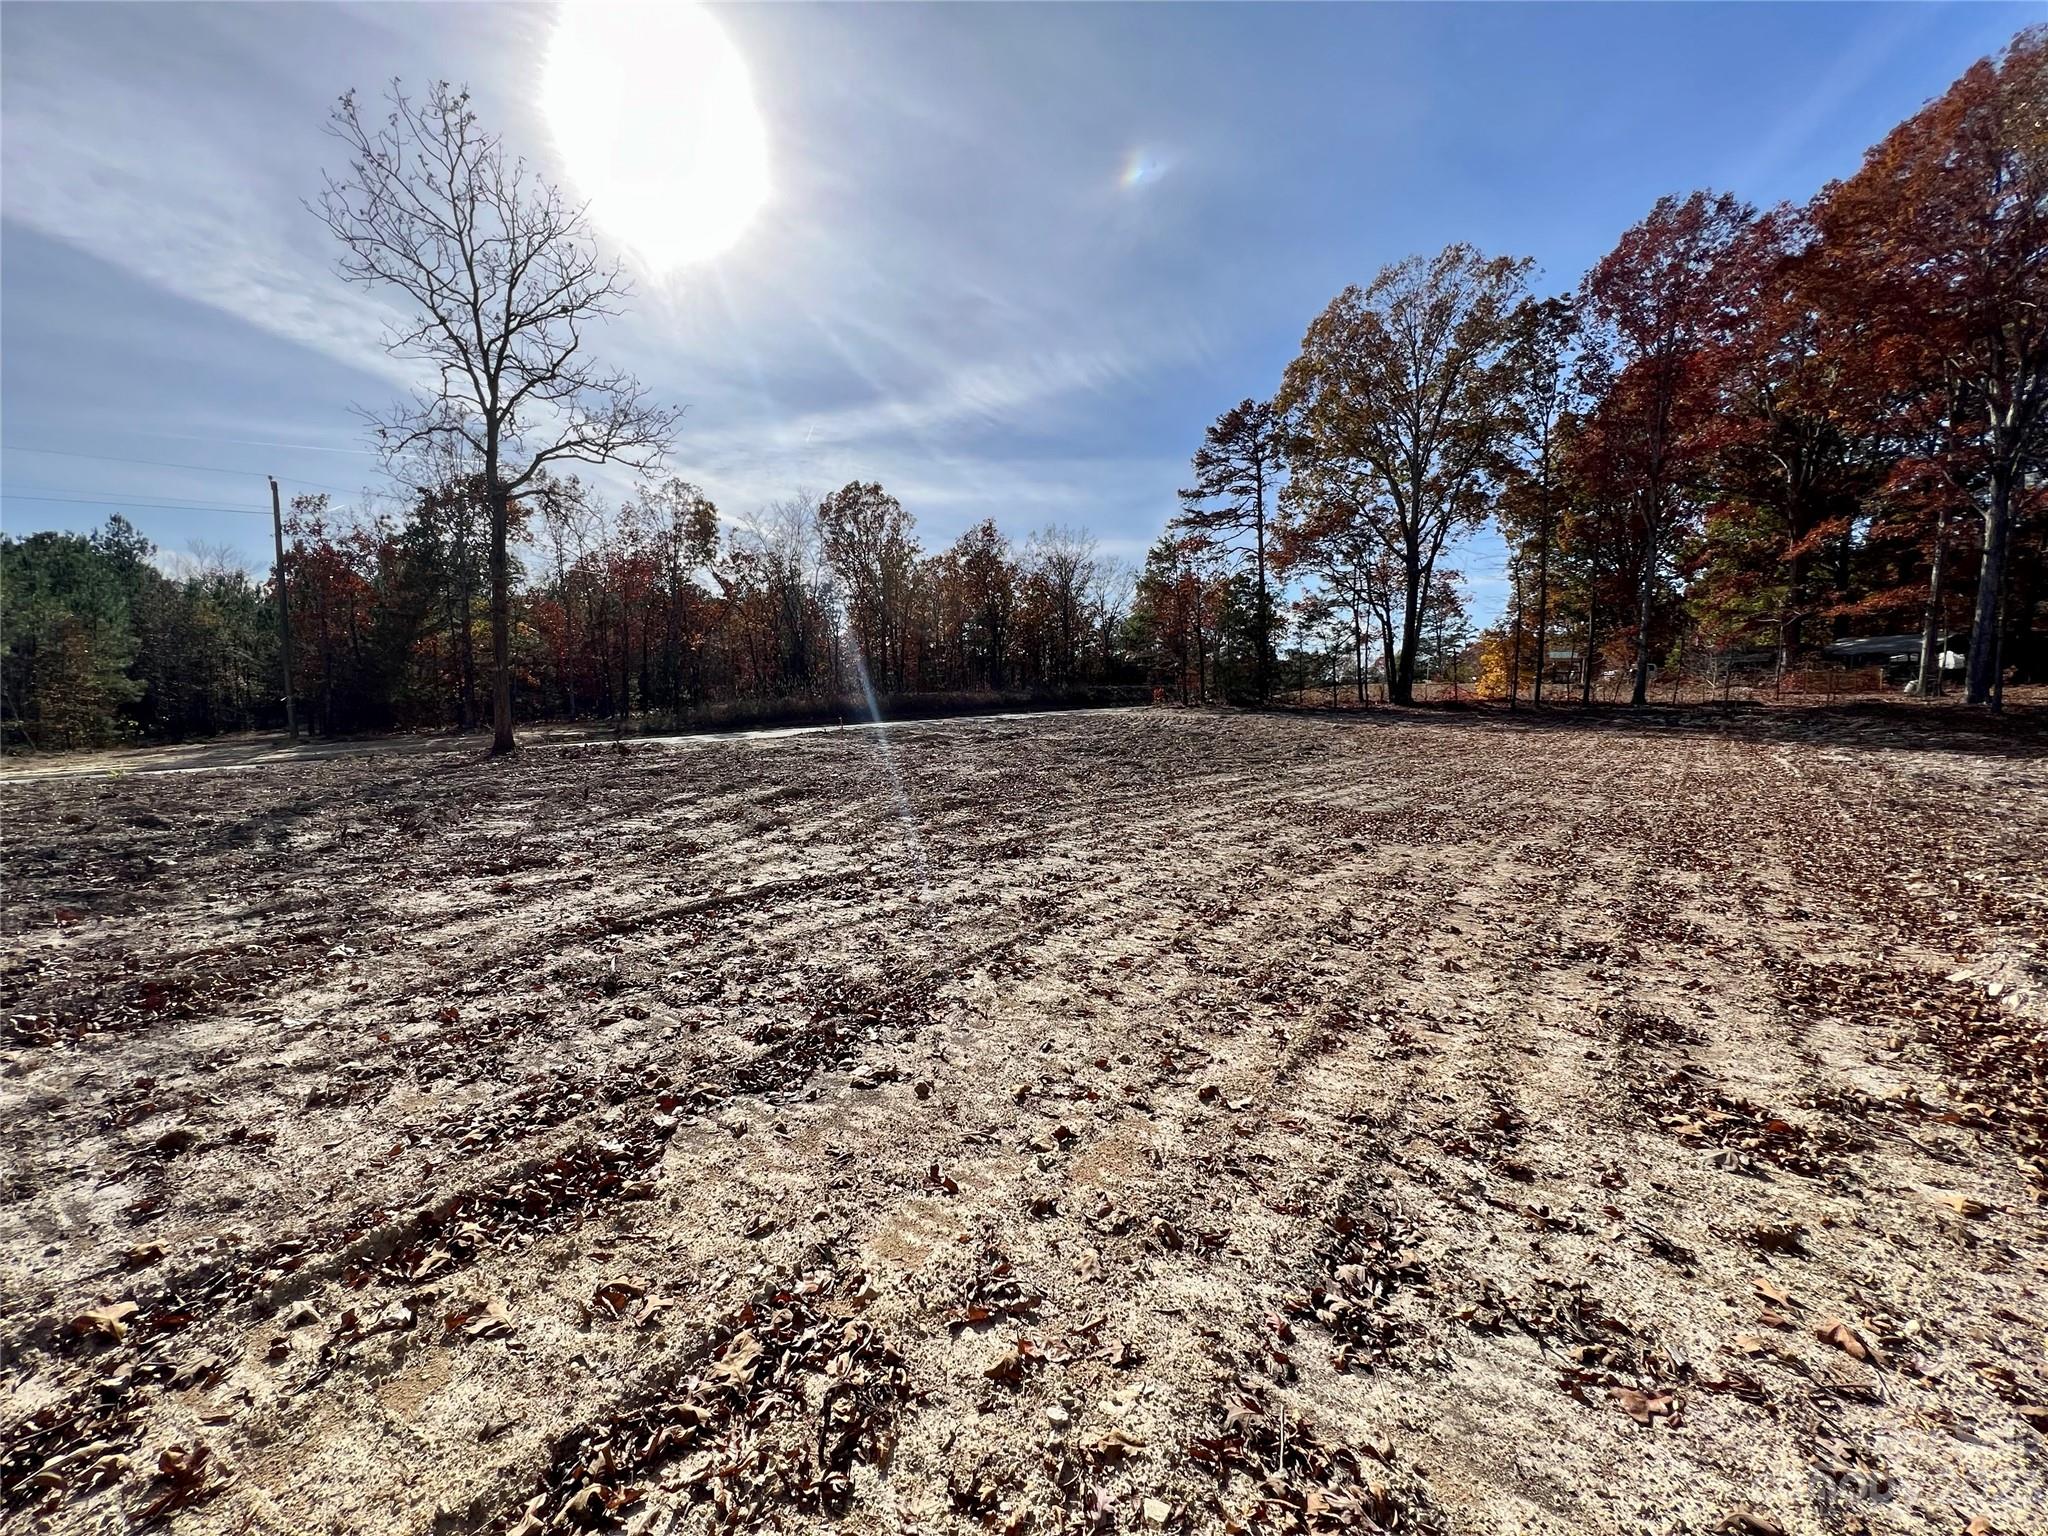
[2,706,2044,1536]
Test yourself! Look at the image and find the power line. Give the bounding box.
[133,429,379,457]
[0,492,270,518]
[8,485,270,512]
[4,444,272,478]
[2,442,405,500]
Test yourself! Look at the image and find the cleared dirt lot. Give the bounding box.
[2,706,2044,1536]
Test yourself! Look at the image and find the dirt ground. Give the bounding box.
[2,705,2044,1536]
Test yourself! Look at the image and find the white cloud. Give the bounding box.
[3,0,1284,618]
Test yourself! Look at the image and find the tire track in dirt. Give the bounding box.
[4,708,2044,1536]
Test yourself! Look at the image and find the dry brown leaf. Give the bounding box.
[591,1280,644,1320]
[1752,1278,1795,1308]
[68,1302,139,1342]
[1608,1386,1677,1426]
[984,1339,1040,1384]
[460,1298,514,1339]
[1816,1317,1881,1364]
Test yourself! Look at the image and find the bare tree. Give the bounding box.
[735,492,835,694]
[316,80,680,753]
[1028,525,1099,685]
[1089,556,1137,675]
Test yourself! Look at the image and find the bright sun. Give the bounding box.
[542,2,770,270]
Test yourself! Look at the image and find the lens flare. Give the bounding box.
[1120,149,1165,189]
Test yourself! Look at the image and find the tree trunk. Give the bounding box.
[564,578,578,719]
[1580,591,1597,707]
[1629,528,1656,708]
[489,488,515,754]
[1507,561,1523,710]
[1531,506,1552,706]
[1376,606,1397,706]
[1252,458,1271,704]
[1916,511,1948,695]
[1351,600,1366,705]
[1391,556,1422,706]
[1965,466,2011,705]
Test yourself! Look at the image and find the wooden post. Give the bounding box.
[269,477,298,742]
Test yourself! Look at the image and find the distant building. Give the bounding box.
[1819,632,1965,686]
[1539,644,1582,685]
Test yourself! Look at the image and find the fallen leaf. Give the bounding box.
[1101,1337,1141,1368]
[1816,1317,1881,1364]
[457,1298,515,1339]
[1608,1386,1677,1426]
[68,1302,139,1342]
[591,1281,644,1320]
[984,1339,1039,1384]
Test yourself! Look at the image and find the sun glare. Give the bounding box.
[542,2,770,270]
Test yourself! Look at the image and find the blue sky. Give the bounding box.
[1,2,2035,623]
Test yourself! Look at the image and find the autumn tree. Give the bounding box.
[627,477,719,715]
[1271,489,1392,706]
[1132,533,1226,702]
[388,446,494,729]
[1697,209,1889,676]
[1026,525,1100,686]
[1500,295,1581,703]
[1175,397,1285,701]
[1278,245,1531,704]
[317,80,679,753]
[1577,191,1754,705]
[533,474,599,717]
[951,519,1019,690]
[1417,570,1476,696]
[816,482,920,693]
[722,493,836,699]
[1807,27,2048,704]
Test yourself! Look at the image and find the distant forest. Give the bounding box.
[2,27,2042,749]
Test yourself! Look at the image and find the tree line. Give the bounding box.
[4,32,2042,748]
[0,485,1152,748]
[1173,26,2045,709]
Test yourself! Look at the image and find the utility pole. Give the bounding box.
[269,476,298,742]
